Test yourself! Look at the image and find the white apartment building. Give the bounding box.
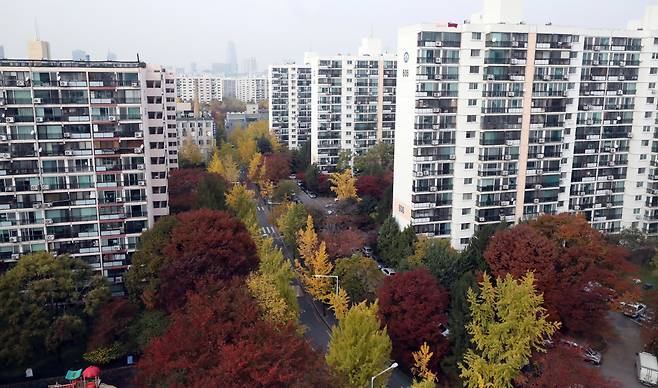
[233,76,268,103]
[309,38,397,171]
[176,102,215,160]
[175,74,223,103]
[393,0,658,249]
[0,58,176,294]
[268,64,311,149]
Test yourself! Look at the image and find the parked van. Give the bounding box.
[636,352,658,386]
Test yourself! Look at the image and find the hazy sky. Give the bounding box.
[1,0,656,71]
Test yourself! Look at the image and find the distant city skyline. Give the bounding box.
[1,0,657,68]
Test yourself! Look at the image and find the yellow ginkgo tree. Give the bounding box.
[329,168,359,201]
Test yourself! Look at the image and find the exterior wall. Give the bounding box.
[269,64,311,149]
[394,22,658,249]
[176,115,215,160]
[0,59,173,294]
[234,77,268,103]
[309,53,397,171]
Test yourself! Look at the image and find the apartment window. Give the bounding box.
[564,128,570,135]
[468,99,477,106]
[464,178,473,184]
[467,115,477,122]
[643,140,650,146]
[461,223,470,230]
[639,168,646,174]
[636,195,643,201]
[650,82,656,88]
[654,37,658,45]
[641,154,648,160]
[465,162,474,169]
[646,112,653,118]
[648,97,655,104]
[634,208,641,215]
[470,49,480,57]
[637,181,644,188]
[472,32,482,40]
[468,82,478,90]
[469,66,479,74]
[460,238,470,245]
[466,131,475,138]
[463,193,473,200]
[645,125,652,132]
[461,208,471,215]
[466,147,475,154]
[651,68,658,75]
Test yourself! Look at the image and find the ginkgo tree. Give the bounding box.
[208,145,239,183]
[459,272,560,388]
[412,342,437,388]
[329,168,359,201]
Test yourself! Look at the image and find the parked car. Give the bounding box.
[560,339,602,365]
[308,192,317,198]
[637,352,658,386]
[362,246,373,257]
[381,267,396,276]
[438,323,450,337]
[622,302,647,319]
[288,174,297,180]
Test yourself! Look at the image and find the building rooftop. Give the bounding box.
[0,58,146,69]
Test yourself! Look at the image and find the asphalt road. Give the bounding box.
[600,311,645,387]
[254,193,412,387]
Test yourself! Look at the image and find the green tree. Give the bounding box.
[292,140,311,173]
[272,179,298,202]
[459,273,560,388]
[0,252,110,366]
[353,142,394,176]
[124,216,178,306]
[276,202,308,247]
[128,309,170,350]
[304,164,320,193]
[377,217,415,268]
[422,239,462,288]
[326,301,393,388]
[195,173,227,210]
[257,237,299,319]
[333,255,384,304]
[226,183,259,236]
[336,149,353,172]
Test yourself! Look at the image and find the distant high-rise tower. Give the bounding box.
[226,41,238,75]
[106,51,117,61]
[0,45,4,59]
[72,49,88,61]
[27,40,51,60]
[190,62,198,75]
[241,57,258,75]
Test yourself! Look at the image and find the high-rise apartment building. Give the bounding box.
[308,38,397,171]
[268,64,311,149]
[0,58,176,294]
[233,76,268,103]
[176,102,215,160]
[175,74,223,103]
[393,1,658,249]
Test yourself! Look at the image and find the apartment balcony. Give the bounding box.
[477,184,517,192]
[478,154,519,161]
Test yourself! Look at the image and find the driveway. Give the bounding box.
[601,311,645,387]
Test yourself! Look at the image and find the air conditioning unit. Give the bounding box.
[608,161,615,166]
[137,164,145,170]
[5,185,14,192]
[504,155,511,160]
[5,117,15,123]
[607,175,615,180]
[108,115,117,121]
[45,218,53,225]
[30,184,39,191]
[11,253,19,260]
[44,202,52,208]
[449,154,456,160]
[0,153,9,159]
[134,147,143,154]
[619,75,625,81]
[538,138,545,143]
[537,153,544,159]
[512,41,519,47]
[593,60,600,66]
[543,75,552,81]
[112,245,121,251]
[116,197,123,202]
[32,98,43,104]
[606,203,613,208]
[620,61,626,67]
[0,99,4,106]
[16,80,25,86]
[487,75,495,80]
[478,217,486,222]
[617,90,624,95]
[131,82,139,87]
[64,150,73,156]
[537,169,543,175]
[627,132,633,138]
[9,237,18,243]
[435,57,442,64]
[502,184,509,190]
[574,205,581,210]
[434,74,443,80]
[62,132,71,138]
[429,186,437,192]
[46,234,55,241]
[436,41,443,47]
[41,184,50,190]
[535,184,543,189]
[586,119,593,125]
[32,203,41,209]
[35,117,44,123]
[59,81,69,86]
[507,91,515,97]
[501,200,510,206]
[431,140,439,145]
[134,131,143,138]
[502,171,509,176]
[138,180,146,186]
[533,198,540,204]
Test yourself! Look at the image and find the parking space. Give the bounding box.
[600,311,646,387]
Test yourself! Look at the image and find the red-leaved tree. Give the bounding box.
[135,280,334,387]
[168,168,206,213]
[158,209,258,312]
[87,298,139,351]
[322,229,367,258]
[377,267,450,373]
[356,175,386,199]
[263,153,292,183]
[485,213,633,337]
[523,345,618,387]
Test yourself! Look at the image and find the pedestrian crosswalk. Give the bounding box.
[257,205,266,212]
[260,226,276,236]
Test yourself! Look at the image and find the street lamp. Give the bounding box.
[313,274,338,296]
[370,362,398,388]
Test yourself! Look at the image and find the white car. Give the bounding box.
[381,267,396,276]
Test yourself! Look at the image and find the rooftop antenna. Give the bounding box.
[136,53,140,62]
